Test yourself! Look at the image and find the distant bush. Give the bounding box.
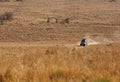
[0,0,10,2]
[64,18,70,24]
[16,0,23,2]
[55,18,58,23]
[108,0,116,2]
[0,14,5,25]
[0,19,4,25]
[0,12,13,25]
[61,18,70,24]
[4,12,13,20]
[47,17,50,23]
[0,0,23,2]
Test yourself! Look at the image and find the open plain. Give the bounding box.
[0,0,120,82]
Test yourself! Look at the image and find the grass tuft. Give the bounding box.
[94,78,110,82]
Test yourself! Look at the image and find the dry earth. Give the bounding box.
[0,0,120,43]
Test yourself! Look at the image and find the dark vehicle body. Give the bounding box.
[80,39,87,46]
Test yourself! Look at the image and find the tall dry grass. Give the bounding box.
[0,43,119,82]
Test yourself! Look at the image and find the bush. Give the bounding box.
[64,18,70,23]
[0,20,4,25]
[16,0,23,2]
[0,0,23,2]
[3,12,13,20]
[0,12,13,25]
[0,0,10,2]
[108,0,116,2]
[61,18,70,24]
[55,18,58,23]
[0,15,5,25]
[47,17,50,23]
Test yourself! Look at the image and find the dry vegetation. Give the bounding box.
[0,0,120,82]
[0,43,120,82]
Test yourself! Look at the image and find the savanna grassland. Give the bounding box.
[0,0,120,82]
[0,44,120,82]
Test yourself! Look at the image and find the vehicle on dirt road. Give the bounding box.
[80,38,87,46]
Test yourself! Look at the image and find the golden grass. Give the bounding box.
[0,43,119,82]
[0,0,120,82]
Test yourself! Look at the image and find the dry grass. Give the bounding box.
[0,0,120,82]
[0,43,119,82]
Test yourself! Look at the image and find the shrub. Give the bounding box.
[108,0,116,2]
[3,12,13,20]
[0,19,4,25]
[16,0,23,2]
[55,18,58,23]
[0,12,13,25]
[0,0,10,2]
[0,15,5,25]
[62,18,70,24]
[47,17,50,23]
